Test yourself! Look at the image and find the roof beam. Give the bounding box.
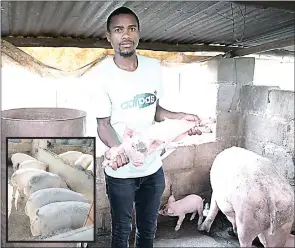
[1,37,238,53]
[232,37,295,57]
[235,1,295,13]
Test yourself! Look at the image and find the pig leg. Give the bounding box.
[225,214,237,235]
[262,222,293,248]
[18,188,25,198]
[235,216,259,248]
[175,214,185,231]
[12,186,17,199]
[190,211,197,221]
[257,233,267,247]
[197,208,204,229]
[236,224,256,248]
[198,192,219,232]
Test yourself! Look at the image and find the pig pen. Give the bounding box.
[90,62,294,247]
[7,146,95,243]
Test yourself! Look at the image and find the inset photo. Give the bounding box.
[6,137,96,243]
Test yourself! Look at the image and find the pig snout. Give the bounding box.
[158,205,168,215]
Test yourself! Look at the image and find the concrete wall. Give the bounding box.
[237,85,295,186]
[7,139,32,159]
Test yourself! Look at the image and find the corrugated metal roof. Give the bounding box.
[1,1,294,48]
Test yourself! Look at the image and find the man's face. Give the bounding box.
[106,14,140,57]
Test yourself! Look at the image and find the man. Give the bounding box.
[95,7,203,248]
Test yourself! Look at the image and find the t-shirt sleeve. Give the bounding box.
[84,66,112,118]
[93,81,112,118]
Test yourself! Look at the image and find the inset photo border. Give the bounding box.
[5,137,96,243]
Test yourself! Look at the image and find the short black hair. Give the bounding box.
[107,7,140,32]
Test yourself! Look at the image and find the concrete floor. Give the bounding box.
[89,213,261,248]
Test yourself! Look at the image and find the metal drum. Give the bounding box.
[1,107,87,162]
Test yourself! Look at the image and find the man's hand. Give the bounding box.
[181,114,202,135]
[104,147,130,170]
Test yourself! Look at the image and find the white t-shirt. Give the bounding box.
[88,54,164,179]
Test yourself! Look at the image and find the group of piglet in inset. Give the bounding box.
[58,151,94,176]
[159,146,294,248]
[10,152,91,238]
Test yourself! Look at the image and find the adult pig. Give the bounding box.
[30,201,90,236]
[159,194,204,231]
[23,171,68,198]
[25,188,90,219]
[199,146,294,248]
[18,160,48,171]
[58,151,83,164]
[11,153,37,171]
[10,168,48,199]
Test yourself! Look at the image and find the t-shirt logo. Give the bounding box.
[121,93,157,110]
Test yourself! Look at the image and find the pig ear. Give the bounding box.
[168,195,175,203]
[122,126,134,141]
[147,140,165,155]
[167,207,174,214]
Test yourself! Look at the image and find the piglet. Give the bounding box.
[159,194,205,231]
[102,117,215,168]
[11,153,37,171]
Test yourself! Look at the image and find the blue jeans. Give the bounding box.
[105,167,165,248]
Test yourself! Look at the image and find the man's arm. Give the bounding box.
[155,100,185,122]
[97,117,121,148]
